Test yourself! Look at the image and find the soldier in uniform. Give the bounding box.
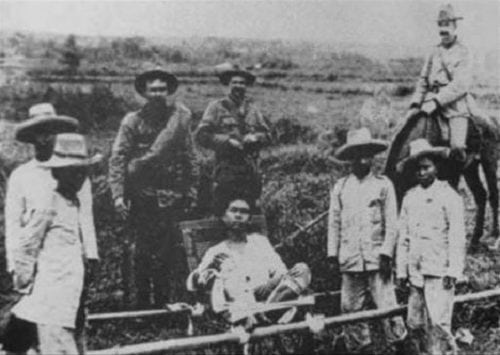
[406,4,489,164]
[194,64,271,215]
[327,128,407,353]
[109,68,196,308]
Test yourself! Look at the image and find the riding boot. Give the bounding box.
[449,116,468,163]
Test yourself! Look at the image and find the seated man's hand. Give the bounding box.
[207,253,229,272]
[379,254,393,282]
[443,276,457,290]
[195,269,218,288]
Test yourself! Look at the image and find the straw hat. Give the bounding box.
[216,63,256,86]
[15,103,79,143]
[334,127,388,161]
[402,139,449,168]
[437,4,463,22]
[134,67,179,96]
[40,133,102,168]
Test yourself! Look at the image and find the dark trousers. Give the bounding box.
[130,196,187,308]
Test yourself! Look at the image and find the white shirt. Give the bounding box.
[187,233,287,300]
[396,180,466,287]
[13,191,86,328]
[5,159,98,276]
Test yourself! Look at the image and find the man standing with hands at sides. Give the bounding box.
[327,127,407,353]
[194,63,271,215]
[109,67,195,308]
[396,139,466,355]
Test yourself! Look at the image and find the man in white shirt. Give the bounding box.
[397,139,466,355]
[3,104,98,354]
[10,133,102,355]
[187,196,311,316]
[327,127,407,353]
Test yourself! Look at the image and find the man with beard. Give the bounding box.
[396,139,466,355]
[187,196,311,316]
[194,64,271,215]
[327,128,406,353]
[405,4,490,164]
[109,68,195,308]
[3,104,98,355]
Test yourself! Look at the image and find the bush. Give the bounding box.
[271,116,317,145]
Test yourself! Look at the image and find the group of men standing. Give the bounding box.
[1,3,485,354]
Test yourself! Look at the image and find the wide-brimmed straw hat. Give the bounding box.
[334,127,389,161]
[134,67,179,96]
[216,63,256,86]
[402,139,449,168]
[15,103,79,143]
[40,133,103,168]
[437,4,463,22]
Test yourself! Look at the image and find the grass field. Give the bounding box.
[1,37,500,353]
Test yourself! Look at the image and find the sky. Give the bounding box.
[0,0,498,51]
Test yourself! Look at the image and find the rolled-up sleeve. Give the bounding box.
[108,114,136,200]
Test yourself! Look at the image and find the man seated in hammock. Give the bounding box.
[186,195,311,317]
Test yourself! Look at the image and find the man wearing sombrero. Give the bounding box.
[405,3,491,164]
[8,133,102,354]
[108,67,195,308]
[3,104,98,354]
[194,63,270,215]
[327,127,406,353]
[396,138,465,354]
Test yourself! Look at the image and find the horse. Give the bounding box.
[384,111,499,252]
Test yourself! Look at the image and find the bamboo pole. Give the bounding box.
[87,291,340,322]
[87,288,500,355]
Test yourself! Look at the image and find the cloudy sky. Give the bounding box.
[0,0,498,51]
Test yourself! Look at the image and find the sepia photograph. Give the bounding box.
[0,0,499,354]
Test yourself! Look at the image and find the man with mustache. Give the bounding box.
[327,128,407,353]
[406,3,489,165]
[109,68,195,308]
[187,196,311,321]
[194,64,271,215]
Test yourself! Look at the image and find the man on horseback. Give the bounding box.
[406,4,489,165]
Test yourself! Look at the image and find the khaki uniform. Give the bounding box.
[194,96,270,213]
[328,173,406,351]
[109,101,195,307]
[411,39,488,149]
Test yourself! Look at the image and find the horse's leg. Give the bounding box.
[481,148,499,238]
[463,160,487,251]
